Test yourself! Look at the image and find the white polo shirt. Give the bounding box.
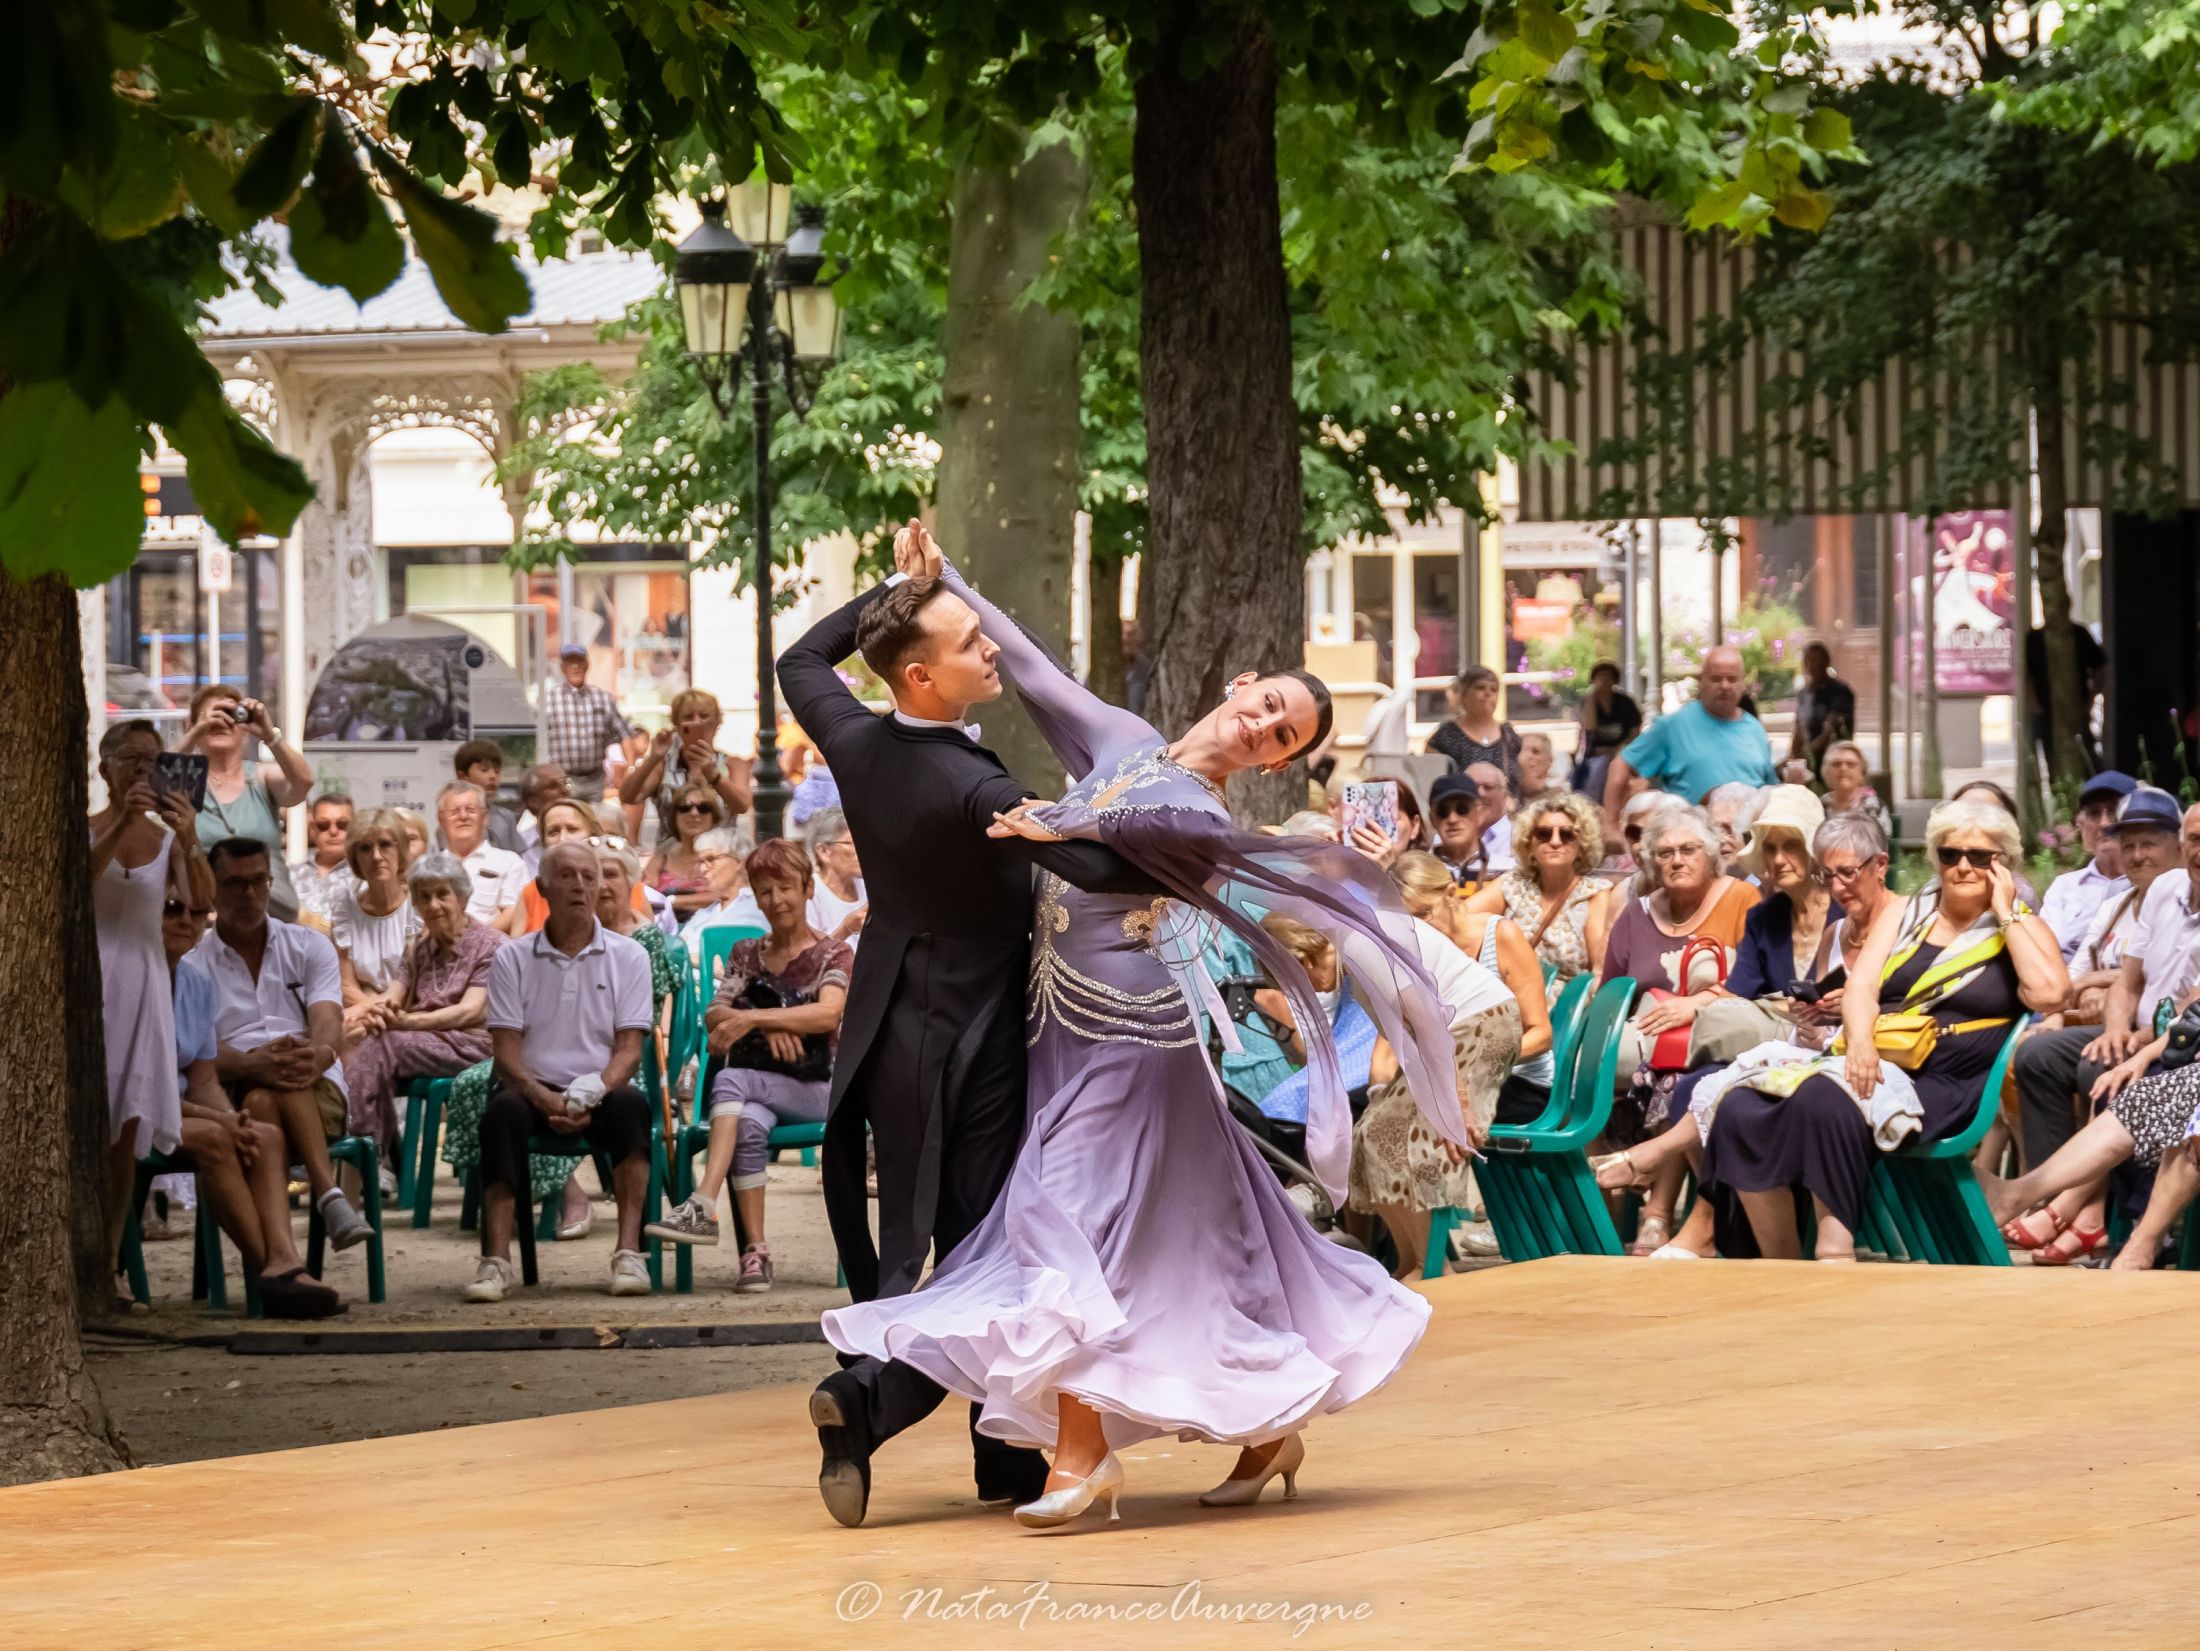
[191,917,349,1099]
[485,919,654,1090]
[459,841,529,923]
[2126,870,2200,1023]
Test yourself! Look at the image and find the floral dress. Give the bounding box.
[441,919,681,1203]
[1498,869,1611,982]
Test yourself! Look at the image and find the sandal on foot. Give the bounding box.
[2001,1207,2068,1251]
[2033,1225,2108,1267]
[1592,1149,1654,1193]
[1629,1214,1673,1256]
[260,1267,347,1319]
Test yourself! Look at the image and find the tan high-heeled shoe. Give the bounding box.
[1199,1433,1305,1507]
[1014,1453,1125,1530]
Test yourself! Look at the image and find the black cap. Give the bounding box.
[1429,773,1477,810]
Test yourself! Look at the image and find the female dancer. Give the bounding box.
[824,528,1464,1531]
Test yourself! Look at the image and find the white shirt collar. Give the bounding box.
[530,917,609,959]
[893,708,976,737]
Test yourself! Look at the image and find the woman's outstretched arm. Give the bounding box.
[897,520,1153,777]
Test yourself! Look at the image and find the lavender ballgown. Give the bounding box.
[821,563,1465,1452]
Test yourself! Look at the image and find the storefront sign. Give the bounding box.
[1923,510,2015,695]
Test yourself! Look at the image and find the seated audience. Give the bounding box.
[91,719,205,1305]
[339,852,502,1167]
[1464,791,1614,982]
[1397,852,1553,1129]
[681,826,768,959]
[2039,771,2138,961]
[1250,915,1383,1133]
[1465,762,1520,874]
[453,738,526,853]
[595,838,684,1014]
[1342,771,1432,869]
[504,799,618,935]
[1596,806,1760,1251]
[438,781,527,924]
[649,840,853,1292]
[392,806,430,863]
[803,806,868,949]
[1819,740,1894,842]
[1427,773,1487,885]
[1517,731,1564,807]
[164,893,343,1317]
[618,688,755,840]
[1348,857,1524,1278]
[331,809,420,1053]
[515,762,571,871]
[1608,788,1680,894]
[2001,790,2200,1262]
[289,792,356,928]
[462,842,659,1302]
[1704,781,1766,877]
[1690,796,2065,1261]
[194,837,373,1251]
[644,781,726,919]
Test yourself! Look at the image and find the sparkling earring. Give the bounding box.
[1223,684,1237,700]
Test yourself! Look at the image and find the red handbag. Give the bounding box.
[1643,936,1731,1071]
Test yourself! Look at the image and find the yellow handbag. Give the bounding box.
[1869,1011,1939,1071]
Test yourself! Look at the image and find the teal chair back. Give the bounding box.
[696,923,769,1001]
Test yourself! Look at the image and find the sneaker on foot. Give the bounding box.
[320,1191,373,1251]
[607,1248,652,1297]
[644,1195,720,1246]
[735,1243,773,1294]
[461,1255,517,1303]
[377,1166,399,1202]
[1450,1224,1502,1260]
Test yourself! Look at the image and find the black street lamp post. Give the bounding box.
[672,189,840,841]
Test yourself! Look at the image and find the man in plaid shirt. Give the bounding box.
[541,642,634,800]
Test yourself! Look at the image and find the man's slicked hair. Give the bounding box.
[857,577,957,690]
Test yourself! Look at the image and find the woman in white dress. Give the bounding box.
[90,722,207,1303]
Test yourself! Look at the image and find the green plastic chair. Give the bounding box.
[1473,975,1635,1263]
[1869,1016,2032,1266]
[695,923,769,1000]
[120,1155,264,1316]
[305,1136,388,1302]
[404,1075,456,1228]
[1424,972,1595,1277]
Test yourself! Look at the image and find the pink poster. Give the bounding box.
[1917,510,2016,696]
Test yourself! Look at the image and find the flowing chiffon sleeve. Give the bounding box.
[937,559,1155,777]
[1036,796,1466,1205]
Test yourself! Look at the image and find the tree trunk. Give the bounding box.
[2030,360,2092,797]
[0,570,130,1485]
[935,139,1088,796]
[1088,553,1127,706]
[1133,4,1306,825]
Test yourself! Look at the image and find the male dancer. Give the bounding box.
[777,523,1160,1526]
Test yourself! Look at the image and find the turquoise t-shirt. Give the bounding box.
[1619,702,1778,803]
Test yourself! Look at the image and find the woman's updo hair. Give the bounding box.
[1274,668,1334,762]
[1389,851,1455,918]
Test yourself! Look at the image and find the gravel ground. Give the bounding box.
[95,1157,848,1465]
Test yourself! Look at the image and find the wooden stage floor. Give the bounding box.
[9,1257,2200,1650]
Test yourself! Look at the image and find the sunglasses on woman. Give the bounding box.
[163,900,211,920]
[674,802,717,816]
[1533,825,1576,845]
[1935,846,1998,870]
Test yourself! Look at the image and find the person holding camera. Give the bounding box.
[648,838,852,1292]
[181,683,315,922]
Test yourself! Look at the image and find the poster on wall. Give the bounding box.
[305,629,474,742]
[1919,510,2016,696]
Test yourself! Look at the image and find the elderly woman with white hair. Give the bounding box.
[340,851,504,1162]
[1703,781,1766,877]
[1608,787,1679,895]
[1690,796,2066,1261]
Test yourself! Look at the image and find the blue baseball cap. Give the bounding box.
[2112,784,2182,834]
[2078,770,2138,809]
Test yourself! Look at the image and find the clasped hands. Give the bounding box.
[892,516,944,581]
